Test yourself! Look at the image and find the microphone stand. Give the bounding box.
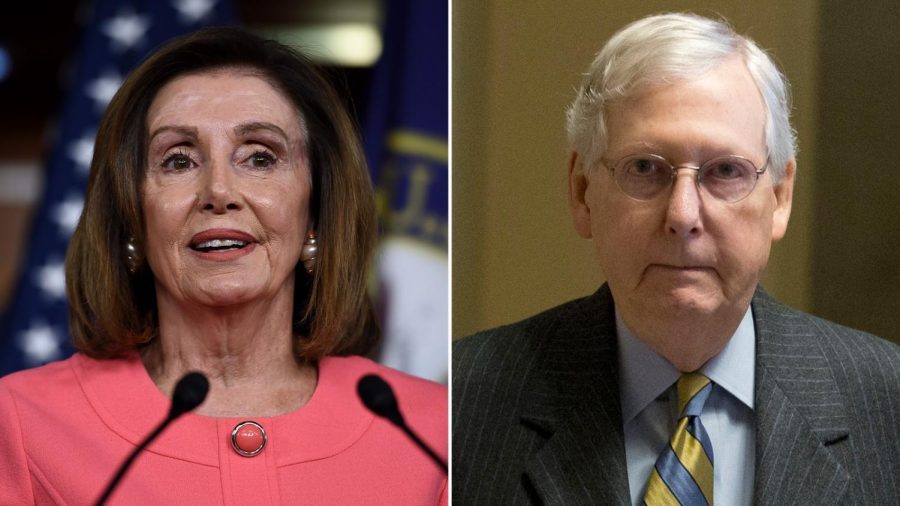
[357,374,447,473]
[96,372,209,505]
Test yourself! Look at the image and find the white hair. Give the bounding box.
[565,13,796,182]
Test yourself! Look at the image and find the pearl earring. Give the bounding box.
[300,232,318,274]
[125,236,142,274]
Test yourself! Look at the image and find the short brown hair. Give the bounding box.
[66,27,379,360]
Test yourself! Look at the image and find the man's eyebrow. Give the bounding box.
[234,122,290,140]
[148,125,198,143]
[623,141,664,152]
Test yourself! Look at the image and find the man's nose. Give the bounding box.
[664,168,702,237]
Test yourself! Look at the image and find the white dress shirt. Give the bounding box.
[617,307,756,506]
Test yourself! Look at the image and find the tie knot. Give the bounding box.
[676,372,712,418]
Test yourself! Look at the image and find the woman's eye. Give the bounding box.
[248,151,276,169]
[161,153,195,171]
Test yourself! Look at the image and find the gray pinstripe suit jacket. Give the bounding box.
[452,285,899,505]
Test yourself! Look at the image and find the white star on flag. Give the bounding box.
[86,72,123,111]
[51,196,84,237]
[2,0,232,377]
[18,323,63,365]
[35,261,67,301]
[173,0,217,23]
[68,134,95,174]
[103,11,152,51]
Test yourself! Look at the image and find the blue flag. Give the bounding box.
[0,0,234,376]
[365,0,448,381]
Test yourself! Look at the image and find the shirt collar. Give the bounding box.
[617,306,756,423]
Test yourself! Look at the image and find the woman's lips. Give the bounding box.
[190,242,257,262]
[190,228,256,245]
[188,229,257,262]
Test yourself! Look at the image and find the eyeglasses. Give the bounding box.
[601,153,768,203]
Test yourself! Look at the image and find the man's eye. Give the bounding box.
[628,159,663,177]
[706,162,746,180]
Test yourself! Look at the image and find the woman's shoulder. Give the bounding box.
[318,354,447,439]
[0,355,88,439]
[309,355,447,464]
[320,354,447,404]
[0,354,81,397]
[0,352,144,411]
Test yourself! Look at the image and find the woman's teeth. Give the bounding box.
[193,239,248,252]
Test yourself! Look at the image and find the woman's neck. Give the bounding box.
[141,289,317,418]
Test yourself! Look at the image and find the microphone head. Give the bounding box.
[168,371,209,419]
[357,374,404,427]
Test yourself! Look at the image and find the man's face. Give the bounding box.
[569,55,794,363]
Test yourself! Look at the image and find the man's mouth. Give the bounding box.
[647,264,715,275]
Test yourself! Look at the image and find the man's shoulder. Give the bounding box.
[753,289,899,357]
[451,288,626,504]
[753,290,899,503]
[453,291,608,376]
[803,311,900,390]
[753,288,900,386]
[808,312,898,356]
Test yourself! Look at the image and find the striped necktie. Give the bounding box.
[644,372,715,506]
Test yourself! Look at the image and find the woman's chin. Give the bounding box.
[189,281,269,307]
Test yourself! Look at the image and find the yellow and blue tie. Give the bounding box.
[644,373,715,506]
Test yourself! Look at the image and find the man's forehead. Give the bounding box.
[604,57,767,157]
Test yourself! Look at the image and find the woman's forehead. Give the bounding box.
[143,71,308,158]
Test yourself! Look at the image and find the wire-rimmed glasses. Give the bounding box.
[601,153,768,203]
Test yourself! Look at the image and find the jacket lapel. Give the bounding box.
[513,286,853,504]
[752,290,851,505]
[520,285,631,505]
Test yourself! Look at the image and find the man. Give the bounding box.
[453,13,899,505]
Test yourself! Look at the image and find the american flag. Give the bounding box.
[365,0,448,382]
[0,0,234,376]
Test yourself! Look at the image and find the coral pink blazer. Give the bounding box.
[0,353,447,504]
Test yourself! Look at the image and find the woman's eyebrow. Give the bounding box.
[234,121,289,140]
[148,125,199,143]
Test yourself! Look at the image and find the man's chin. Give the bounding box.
[632,284,723,318]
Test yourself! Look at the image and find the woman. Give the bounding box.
[0,28,447,504]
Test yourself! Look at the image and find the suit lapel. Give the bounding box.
[752,289,851,505]
[520,285,631,505]
[512,286,853,504]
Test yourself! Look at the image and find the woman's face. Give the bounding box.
[142,69,311,308]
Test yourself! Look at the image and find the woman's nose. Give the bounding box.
[198,157,242,213]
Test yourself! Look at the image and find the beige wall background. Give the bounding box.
[453,1,900,343]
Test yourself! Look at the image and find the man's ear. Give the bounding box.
[771,159,795,241]
[569,152,593,239]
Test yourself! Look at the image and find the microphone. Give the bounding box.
[96,372,209,505]
[357,374,447,474]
